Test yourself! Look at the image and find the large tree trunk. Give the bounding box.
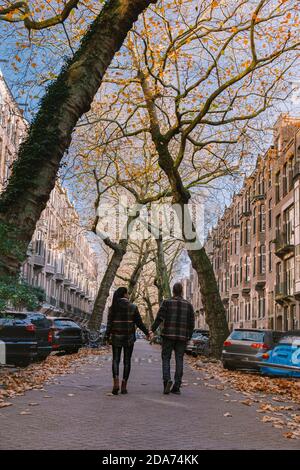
[88,242,126,331]
[128,242,149,302]
[173,201,229,357]
[155,236,171,301]
[143,287,154,326]
[0,0,156,277]
[187,247,229,358]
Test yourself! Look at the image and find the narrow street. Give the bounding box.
[0,341,299,450]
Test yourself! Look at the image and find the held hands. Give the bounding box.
[147,331,155,343]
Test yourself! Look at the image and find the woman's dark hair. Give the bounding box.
[110,287,128,314]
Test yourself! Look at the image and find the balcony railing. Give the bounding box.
[32,254,45,268]
[54,272,64,282]
[274,228,294,258]
[45,264,55,275]
[251,194,265,203]
[242,280,251,295]
[240,209,251,217]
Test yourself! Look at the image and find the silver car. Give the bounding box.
[222,329,283,371]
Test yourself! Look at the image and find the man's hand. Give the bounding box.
[149,331,155,342]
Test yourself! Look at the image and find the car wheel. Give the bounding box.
[36,353,50,362]
[16,360,31,367]
[222,361,235,371]
[66,348,80,354]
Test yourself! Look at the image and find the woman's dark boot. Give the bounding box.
[121,380,128,394]
[112,377,119,395]
[163,380,173,395]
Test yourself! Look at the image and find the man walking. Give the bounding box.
[150,282,195,395]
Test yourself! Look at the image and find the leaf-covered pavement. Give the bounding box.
[0,347,109,408]
[188,356,300,440]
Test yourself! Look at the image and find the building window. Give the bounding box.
[258,295,265,318]
[240,222,243,246]
[268,167,272,188]
[234,232,239,255]
[35,231,44,256]
[288,157,294,191]
[240,257,243,283]
[268,198,272,229]
[253,247,256,276]
[258,173,265,195]
[245,256,251,282]
[259,244,266,274]
[234,264,239,287]
[247,301,251,321]
[275,171,280,203]
[276,214,281,240]
[268,241,272,272]
[286,257,294,296]
[225,271,229,292]
[245,219,251,244]
[253,206,256,234]
[282,162,287,196]
[284,205,294,245]
[259,204,265,232]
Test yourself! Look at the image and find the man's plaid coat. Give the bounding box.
[151,296,195,341]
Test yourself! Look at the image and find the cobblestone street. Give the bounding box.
[0,341,299,450]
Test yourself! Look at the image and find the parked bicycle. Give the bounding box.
[81,323,107,348]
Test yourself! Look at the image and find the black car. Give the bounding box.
[47,317,83,354]
[0,311,53,366]
[222,328,283,370]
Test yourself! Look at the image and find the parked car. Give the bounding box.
[0,311,52,366]
[193,329,210,337]
[47,317,83,354]
[186,331,210,357]
[258,331,300,378]
[222,328,283,370]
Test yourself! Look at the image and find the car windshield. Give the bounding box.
[279,335,300,345]
[230,330,265,342]
[54,319,80,328]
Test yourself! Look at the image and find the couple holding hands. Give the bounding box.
[105,282,195,396]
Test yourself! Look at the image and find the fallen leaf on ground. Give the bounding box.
[240,400,252,406]
[0,402,12,408]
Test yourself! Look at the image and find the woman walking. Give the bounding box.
[105,287,149,395]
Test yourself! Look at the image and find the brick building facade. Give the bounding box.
[184,114,300,332]
[0,70,99,319]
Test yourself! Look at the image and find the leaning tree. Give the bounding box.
[0,0,157,277]
[83,0,300,356]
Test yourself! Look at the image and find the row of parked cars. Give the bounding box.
[222,328,300,378]
[0,311,83,367]
[185,327,300,378]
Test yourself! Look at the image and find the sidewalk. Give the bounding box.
[0,341,299,450]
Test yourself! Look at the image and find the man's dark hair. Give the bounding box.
[173,282,183,297]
